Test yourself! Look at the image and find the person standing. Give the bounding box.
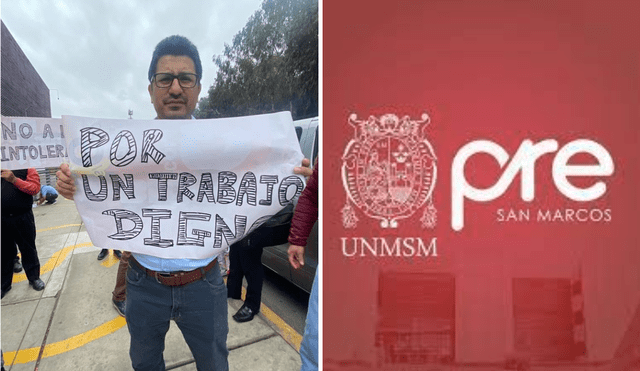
[227,204,293,322]
[288,161,319,370]
[110,251,129,317]
[226,231,265,323]
[58,36,227,371]
[56,35,311,370]
[1,168,46,298]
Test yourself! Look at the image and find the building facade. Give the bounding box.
[1,21,51,118]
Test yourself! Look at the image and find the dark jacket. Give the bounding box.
[1,168,41,216]
[288,163,318,246]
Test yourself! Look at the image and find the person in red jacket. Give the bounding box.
[1,168,46,298]
[288,161,319,370]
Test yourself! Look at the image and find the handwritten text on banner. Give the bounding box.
[64,112,304,259]
[1,116,68,169]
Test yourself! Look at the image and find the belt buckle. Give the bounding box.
[155,271,172,284]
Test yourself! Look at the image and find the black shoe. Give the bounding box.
[13,260,23,273]
[97,249,109,260]
[1,286,11,299]
[232,304,256,323]
[29,278,45,291]
[113,299,126,317]
[113,250,122,259]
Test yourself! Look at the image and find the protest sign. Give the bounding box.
[1,116,68,169]
[63,112,305,259]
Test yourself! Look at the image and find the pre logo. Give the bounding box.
[341,113,437,229]
[451,139,614,231]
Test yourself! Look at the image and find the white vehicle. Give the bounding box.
[260,117,318,293]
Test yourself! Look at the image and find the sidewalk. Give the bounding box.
[1,197,302,371]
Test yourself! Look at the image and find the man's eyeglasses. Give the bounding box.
[152,73,199,88]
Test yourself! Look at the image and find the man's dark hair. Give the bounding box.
[148,35,202,83]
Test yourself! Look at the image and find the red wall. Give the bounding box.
[323,0,639,366]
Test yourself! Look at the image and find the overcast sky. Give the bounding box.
[1,0,264,120]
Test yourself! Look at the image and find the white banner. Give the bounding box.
[63,112,305,259]
[1,116,68,169]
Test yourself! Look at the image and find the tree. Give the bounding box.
[196,0,318,120]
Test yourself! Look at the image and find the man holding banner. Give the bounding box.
[57,35,311,371]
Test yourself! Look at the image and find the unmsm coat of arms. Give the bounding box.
[342,113,437,229]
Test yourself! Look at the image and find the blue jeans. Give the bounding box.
[300,269,318,370]
[126,260,229,371]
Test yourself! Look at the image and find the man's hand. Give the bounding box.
[288,245,306,269]
[1,169,16,184]
[293,158,312,179]
[56,163,76,200]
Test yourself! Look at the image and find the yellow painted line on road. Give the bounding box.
[4,316,127,365]
[5,288,301,365]
[8,237,299,365]
[13,242,93,283]
[36,223,82,233]
[5,221,129,366]
[241,286,303,351]
[260,300,303,351]
[100,254,121,268]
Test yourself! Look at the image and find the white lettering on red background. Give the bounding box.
[451,139,614,231]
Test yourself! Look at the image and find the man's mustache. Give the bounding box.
[164,97,186,104]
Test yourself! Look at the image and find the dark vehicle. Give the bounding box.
[260,117,318,293]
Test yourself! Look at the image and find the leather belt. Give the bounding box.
[129,256,217,287]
